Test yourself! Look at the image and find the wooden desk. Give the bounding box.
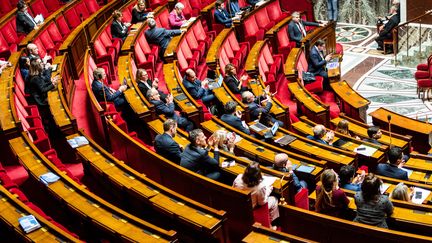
[243,223,317,243]
[369,107,432,153]
[206,28,231,70]
[330,80,370,122]
[9,134,177,242]
[288,82,330,127]
[300,21,337,59]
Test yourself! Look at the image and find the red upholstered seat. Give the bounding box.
[64,8,81,28]
[255,8,274,30]
[2,22,21,45]
[56,15,71,36]
[149,0,168,10]
[0,1,13,16]
[26,127,52,153]
[192,20,214,49]
[179,0,197,19]
[94,39,117,78]
[266,0,288,22]
[304,76,324,93]
[155,8,170,29]
[134,42,156,76]
[75,2,90,19]
[0,34,11,59]
[39,31,59,56]
[253,203,271,228]
[100,30,121,58]
[84,0,100,14]
[243,16,265,46]
[180,42,200,71]
[137,33,159,62]
[276,28,294,59]
[227,33,249,66]
[4,165,28,186]
[185,31,206,61]
[43,0,61,13]
[9,187,29,203]
[31,0,49,18]
[0,171,18,189]
[295,188,309,210]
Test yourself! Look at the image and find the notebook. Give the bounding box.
[249,122,268,133]
[275,134,296,146]
[174,93,188,101]
[19,215,41,233]
[67,136,89,148]
[39,172,60,186]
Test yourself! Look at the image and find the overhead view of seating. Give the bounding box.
[1,0,432,242]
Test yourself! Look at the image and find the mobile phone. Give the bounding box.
[357,147,366,151]
[415,191,422,199]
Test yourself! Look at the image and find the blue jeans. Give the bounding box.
[327,0,338,21]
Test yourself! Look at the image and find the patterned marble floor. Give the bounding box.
[337,23,432,124]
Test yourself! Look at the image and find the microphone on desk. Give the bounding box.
[387,114,392,148]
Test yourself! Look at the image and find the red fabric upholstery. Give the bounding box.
[149,0,168,10]
[85,0,100,13]
[56,16,71,36]
[185,31,206,61]
[155,8,170,29]
[134,42,156,76]
[4,165,29,186]
[253,203,271,228]
[304,76,324,93]
[0,34,11,59]
[295,188,309,210]
[75,2,90,19]
[0,1,13,16]
[255,8,274,30]
[43,0,61,13]
[26,127,52,153]
[243,16,265,46]
[0,171,17,189]
[9,187,29,203]
[2,22,20,44]
[64,8,81,28]
[266,0,288,22]
[193,21,214,48]
[276,28,293,59]
[31,0,49,17]
[26,202,49,219]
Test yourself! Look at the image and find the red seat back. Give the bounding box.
[39,30,56,50]
[2,22,19,44]
[56,15,71,36]
[75,2,91,19]
[266,0,285,22]
[64,8,81,28]
[85,0,100,14]
[295,188,309,210]
[43,0,61,13]
[255,8,273,30]
[253,203,271,228]
[31,0,49,18]
[156,8,170,29]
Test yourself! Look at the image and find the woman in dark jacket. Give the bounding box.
[131,0,153,24]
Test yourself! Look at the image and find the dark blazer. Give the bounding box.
[91,80,125,107]
[145,27,182,57]
[16,11,36,34]
[272,166,306,192]
[28,75,54,106]
[308,46,326,75]
[248,96,272,123]
[376,163,408,180]
[247,0,259,6]
[379,14,400,38]
[183,78,205,99]
[111,20,129,40]
[137,80,167,101]
[224,75,248,94]
[288,20,319,46]
[154,133,182,164]
[180,144,219,176]
[214,8,232,27]
[221,114,250,135]
[131,8,149,24]
[306,134,329,145]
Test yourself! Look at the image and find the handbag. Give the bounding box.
[302,71,316,84]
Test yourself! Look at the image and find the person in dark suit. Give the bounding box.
[306,124,334,145]
[91,68,127,108]
[147,88,194,131]
[154,119,183,164]
[145,18,183,61]
[131,0,153,24]
[180,129,221,180]
[376,147,408,180]
[220,101,251,135]
[223,63,249,94]
[375,6,399,53]
[111,10,131,42]
[247,0,259,6]
[19,56,30,83]
[242,90,283,127]
[214,0,239,28]
[183,69,216,105]
[363,126,382,145]
[16,1,38,35]
[136,69,167,101]
[273,153,307,192]
[288,12,323,48]
[308,39,332,86]
[27,58,58,108]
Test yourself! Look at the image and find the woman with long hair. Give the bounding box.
[354,173,393,228]
[233,162,279,224]
[131,0,153,24]
[390,182,410,202]
[315,169,349,217]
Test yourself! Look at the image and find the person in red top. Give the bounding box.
[315,169,350,218]
[168,2,187,29]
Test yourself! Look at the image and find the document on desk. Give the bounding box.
[411,187,431,204]
[262,176,277,187]
[380,183,391,194]
[354,145,377,156]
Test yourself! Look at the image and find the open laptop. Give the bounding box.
[263,122,279,139]
[275,134,296,146]
[208,74,223,90]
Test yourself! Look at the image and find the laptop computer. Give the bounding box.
[275,134,296,146]
[263,122,279,139]
[208,74,223,90]
[174,93,188,101]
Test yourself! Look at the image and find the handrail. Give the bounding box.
[398,9,432,27]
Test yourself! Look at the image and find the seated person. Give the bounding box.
[315,169,349,217]
[147,88,194,131]
[339,165,365,191]
[183,69,216,105]
[154,119,183,164]
[363,126,382,145]
[211,130,236,154]
[376,147,408,180]
[306,124,334,145]
[19,56,30,82]
[242,89,283,127]
[214,0,240,28]
[273,153,307,192]
[111,10,131,42]
[180,129,221,180]
[308,39,332,87]
[390,182,411,202]
[136,69,167,100]
[335,119,360,139]
[27,43,51,67]
[354,173,393,228]
[220,101,250,135]
[27,58,59,108]
[233,162,279,227]
[145,18,183,60]
[16,1,38,35]
[375,6,399,53]
[224,63,249,94]
[169,2,187,29]
[91,68,127,108]
[288,12,324,48]
[131,0,153,24]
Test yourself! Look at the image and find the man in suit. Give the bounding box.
[145,18,183,61]
[180,129,221,180]
[154,119,183,164]
[91,68,127,108]
[214,0,239,28]
[288,12,323,48]
[376,147,408,180]
[220,101,250,135]
[363,126,382,145]
[242,90,283,127]
[375,6,399,53]
[136,69,167,101]
[306,124,334,145]
[273,153,307,192]
[16,1,38,35]
[308,39,332,87]
[27,43,52,69]
[147,88,194,131]
[183,69,216,105]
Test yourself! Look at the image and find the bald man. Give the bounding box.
[306,124,334,146]
[242,90,283,127]
[273,153,307,192]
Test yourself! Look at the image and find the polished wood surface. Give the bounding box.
[243,223,317,243]
[206,28,231,70]
[330,80,370,122]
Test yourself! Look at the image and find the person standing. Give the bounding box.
[327,0,338,22]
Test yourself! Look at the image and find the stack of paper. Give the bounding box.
[67,136,89,148]
[411,187,431,204]
[355,145,378,156]
[19,215,41,233]
[39,172,60,186]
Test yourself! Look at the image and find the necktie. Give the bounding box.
[26,12,37,26]
[297,22,307,37]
